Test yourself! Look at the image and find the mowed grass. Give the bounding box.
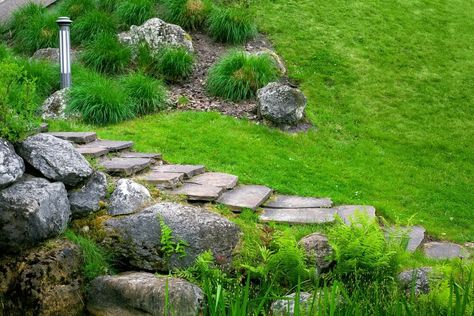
[50,0,474,242]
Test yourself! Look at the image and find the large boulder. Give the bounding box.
[0,138,25,189]
[398,267,433,295]
[118,18,194,54]
[41,88,70,120]
[0,239,84,315]
[69,171,107,218]
[0,176,71,253]
[257,82,307,126]
[108,178,151,216]
[298,232,334,272]
[87,272,203,316]
[16,133,93,186]
[102,202,241,271]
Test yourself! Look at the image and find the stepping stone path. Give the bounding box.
[170,183,225,201]
[260,208,336,224]
[386,226,425,252]
[100,158,152,176]
[186,172,238,189]
[79,139,133,152]
[120,152,162,160]
[76,147,109,158]
[263,195,333,209]
[140,172,184,189]
[217,185,273,211]
[47,132,97,144]
[423,242,469,260]
[335,205,376,225]
[152,164,205,179]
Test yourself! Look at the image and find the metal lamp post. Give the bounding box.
[56,17,72,89]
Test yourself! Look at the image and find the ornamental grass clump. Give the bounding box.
[81,33,132,74]
[96,0,119,14]
[206,51,278,101]
[122,73,169,115]
[59,0,96,20]
[116,0,156,27]
[71,10,118,45]
[207,6,256,44]
[163,0,213,31]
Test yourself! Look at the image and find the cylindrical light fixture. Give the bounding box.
[56,17,72,89]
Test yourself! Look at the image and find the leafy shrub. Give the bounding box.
[81,33,132,74]
[59,0,96,20]
[67,74,134,124]
[206,50,278,101]
[122,73,168,115]
[116,0,155,27]
[72,10,118,44]
[163,0,212,30]
[207,6,256,44]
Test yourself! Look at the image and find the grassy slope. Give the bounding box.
[51,0,474,242]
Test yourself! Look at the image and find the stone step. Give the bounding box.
[423,242,469,260]
[47,132,97,144]
[385,226,425,252]
[263,195,333,209]
[335,205,376,225]
[216,185,273,212]
[152,164,205,179]
[186,172,238,189]
[259,208,336,224]
[100,158,152,176]
[120,152,162,160]
[139,171,184,189]
[169,183,225,201]
[76,146,109,158]
[80,139,133,152]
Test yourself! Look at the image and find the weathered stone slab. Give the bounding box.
[140,172,184,189]
[81,140,133,152]
[120,152,162,160]
[259,208,336,224]
[216,185,272,211]
[152,164,205,179]
[47,132,97,144]
[109,179,151,216]
[100,158,152,176]
[76,146,109,158]
[423,242,469,260]
[335,205,376,225]
[263,195,333,209]
[69,171,107,217]
[386,226,425,252]
[170,183,225,201]
[186,172,238,189]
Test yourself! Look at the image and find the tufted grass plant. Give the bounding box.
[163,0,213,31]
[122,73,169,115]
[206,50,278,101]
[8,2,44,34]
[96,0,120,13]
[207,6,256,44]
[71,10,118,45]
[59,0,96,20]
[81,33,132,74]
[15,58,60,99]
[116,0,156,27]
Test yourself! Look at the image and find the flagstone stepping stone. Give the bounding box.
[76,146,109,158]
[139,172,184,189]
[81,140,133,152]
[100,158,152,176]
[216,185,272,211]
[386,226,425,252]
[335,205,376,225]
[186,172,238,189]
[120,152,162,160]
[170,183,225,201]
[259,208,336,224]
[47,132,97,144]
[423,242,469,260]
[152,164,205,179]
[263,195,333,209]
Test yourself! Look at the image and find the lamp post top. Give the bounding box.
[56,17,72,26]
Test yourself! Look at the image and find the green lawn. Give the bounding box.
[51,0,474,242]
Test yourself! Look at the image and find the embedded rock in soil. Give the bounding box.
[271,292,313,316]
[32,47,79,63]
[0,239,84,316]
[41,88,70,120]
[87,272,203,316]
[69,171,107,217]
[102,202,241,271]
[0,176,70,253]
[398,267,433,295]
[257,82,307,126]
[0,138,25,189]
[298,232,334,272]
[108,178,151,216]
[16,133,93,186]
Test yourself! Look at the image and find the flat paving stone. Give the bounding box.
[81,139,133,152]
[335,205,376,225]
[423,242,470,260]
[139,172,184,189]
[186,172,238,189]
[76,146,109,158]
[120,152,162,160]
[216,185,273,211]
[152,164,205,179]
[47,132,97,144]
[259,208,336,224]
[263,195,333,209]
[100,158,152,176]
[386,226,425,252]
[170,183,225,201]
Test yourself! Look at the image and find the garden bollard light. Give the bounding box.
[56,17,72,89]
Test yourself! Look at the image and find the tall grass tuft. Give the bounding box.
[15,58,60,98]
[122,73,169,115]
[207,6,256,44]
[163,0,213,31]
[116,0,155,27]
[59,0,96,20]
[71,10,118,45]
[206,50,278,101]
[96,0,119,13]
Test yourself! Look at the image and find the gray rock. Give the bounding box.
[423,242,469,260]
[216,185,273,211]
[140,171,184,189]
[0,176,71,253]
[87,272,203,316]
[69,172,107,217]
[386,226,425,252]
[257,82,307,126]
[259,208,336,224]
[76,146,109,158]
[255,49,287,75]
[41,88,70,120]
[0,138,25,189]
[335,205,376,225]
[80,139,134,152]
[100,157,152,176]
[118,18,194,54]
[186,172,238,189]
[16,133,93,186]
[152,164,205,179]
[169,183,225,201]
[263,195,333,209]
[398,267,433,295]
[32,48,78,63]
[102,202,241,271]
[298,233,334,272]
[47,132,97,144]
[109,179,151,216]
[271,292,313,316]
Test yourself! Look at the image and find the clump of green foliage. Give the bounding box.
[159,218,188,258]
[116,0,155,27]
[206,50,278,101]
[96,0,119,13]
[207,6,256,44]
[15,58,59,98]
[81,33,132,74]
[59,0,96,20]
[163,0,212,31]
[72,10,118,44]
[122,73,169,115]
